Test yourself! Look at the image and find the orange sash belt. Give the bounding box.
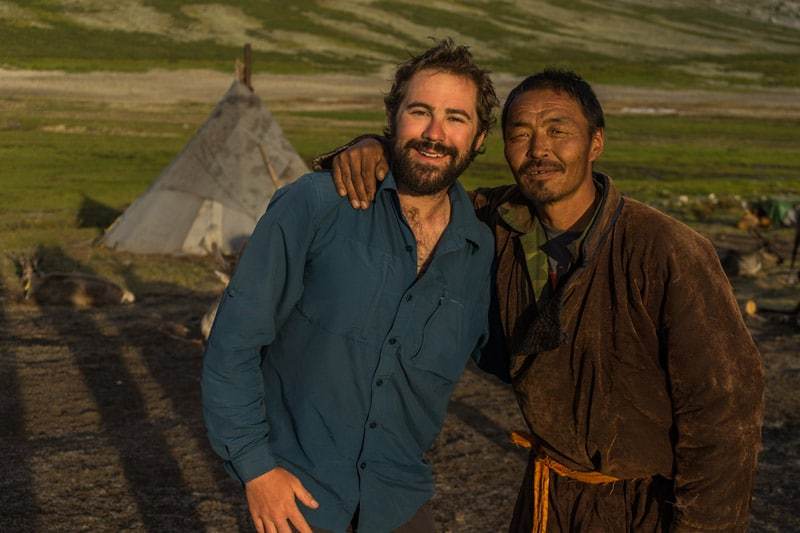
[510,431,621,533]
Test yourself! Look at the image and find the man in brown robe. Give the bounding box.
[315,69,764,532]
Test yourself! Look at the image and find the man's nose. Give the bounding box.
[526,134,549,158]
[422,117,445,142]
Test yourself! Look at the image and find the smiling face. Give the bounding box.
[391,69,485,196]
[503,88,604,206]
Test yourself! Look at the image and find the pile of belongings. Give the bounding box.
[738,197,799,231]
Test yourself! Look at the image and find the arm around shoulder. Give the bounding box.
[312,135,389,208]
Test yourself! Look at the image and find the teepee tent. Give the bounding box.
[102,79,308,255]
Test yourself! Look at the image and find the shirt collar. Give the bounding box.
[380,170,399,192]
[498,201,538,234]
[498,177,604,263]
[380,170,486,250]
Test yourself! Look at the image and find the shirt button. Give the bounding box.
[388,337,397,345]
[376,379,384,386]
[369,421,377,429]
[405,294,413,302]
[360,462,366,469]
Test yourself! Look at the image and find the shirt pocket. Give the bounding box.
[296,236,389,340]
[408,290,467,382]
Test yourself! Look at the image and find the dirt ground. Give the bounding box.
[1,70,799,531]
[3,68,800,118]
[0,227,797,532]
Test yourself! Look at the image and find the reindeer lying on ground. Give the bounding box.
[200,243,245,341]
[14,255,135,308]
[201,269,230,341]
[718,248,780,278]
[718,229,783,278]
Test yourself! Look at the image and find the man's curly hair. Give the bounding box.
[383,38,499,151]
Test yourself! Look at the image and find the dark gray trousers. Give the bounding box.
[311,502,436,533]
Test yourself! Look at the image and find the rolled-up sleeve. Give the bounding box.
[201,177,319,484]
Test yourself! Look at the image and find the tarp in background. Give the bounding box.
[101,80,308,255]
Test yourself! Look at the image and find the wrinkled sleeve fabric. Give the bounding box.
[469,259,492,365]
[201,177,320,484]
[659,234,764,532]
[470,187,512,383]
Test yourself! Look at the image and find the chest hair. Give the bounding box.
[402,205,450,275]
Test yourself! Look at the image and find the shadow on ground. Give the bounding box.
[0,245,250,531]
[75,195,122,230]
[1,239,798,532]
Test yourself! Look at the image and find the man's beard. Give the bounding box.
[391,138,475,196]
[516,158,575,205]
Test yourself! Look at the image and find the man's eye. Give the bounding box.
[549,128,566,136]
[448,115,467,123]
[410,109,428,116]
[509,132,529,141]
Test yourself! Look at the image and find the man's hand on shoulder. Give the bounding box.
[245,467,319,533]
[332,137,388,210]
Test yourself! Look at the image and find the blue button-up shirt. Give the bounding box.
[202,171,493,532]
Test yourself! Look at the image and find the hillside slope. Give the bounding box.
[1,0,799,87]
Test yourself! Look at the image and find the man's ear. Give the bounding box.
[473,130,487,153]
[589,127,605,162]
[385,111,395,138]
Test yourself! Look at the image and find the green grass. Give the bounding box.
[1,1,799,88]
[2,95,799,292]
[597,115,800,198]
[0,97,381,290]
[451,114,800,198]
[0,22,371,74]
[2,1,798,297]
[275,110,800,199]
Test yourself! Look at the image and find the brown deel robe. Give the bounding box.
[473,174,764,532]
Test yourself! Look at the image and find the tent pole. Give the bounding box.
[792,215,799,268]
[258,144,282,189]
[244,43,253,91]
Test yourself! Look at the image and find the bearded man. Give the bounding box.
[317,69,764,532]
[202,39,498,533]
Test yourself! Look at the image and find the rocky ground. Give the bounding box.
[0,226,797,532]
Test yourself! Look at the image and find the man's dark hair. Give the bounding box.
[384,38,499,150]
[501,69,605,137]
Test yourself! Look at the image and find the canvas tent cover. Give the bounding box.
[102,80,308,255]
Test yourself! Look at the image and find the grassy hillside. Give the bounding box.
[1,0,800,87]
[2,93,798,291]
[2,95,798,251]
[1,1,799,291]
